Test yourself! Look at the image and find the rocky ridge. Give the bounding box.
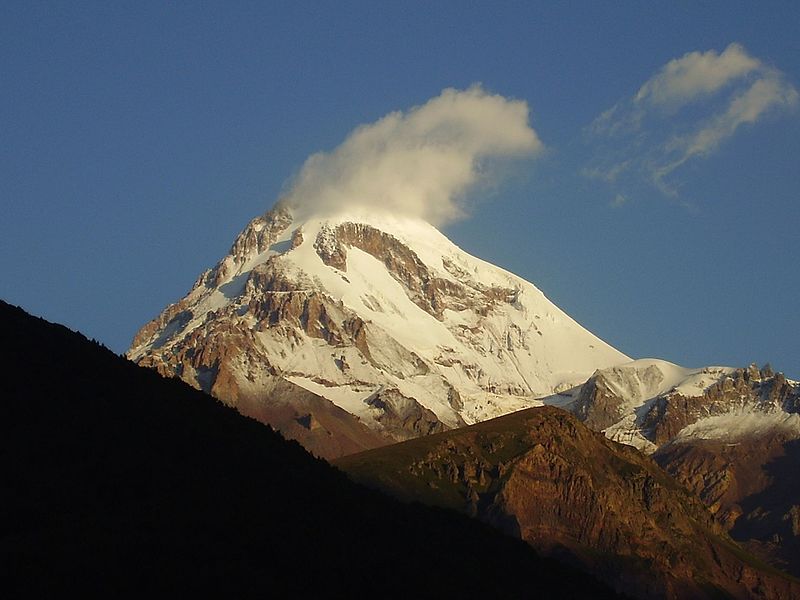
[555,360,800,453]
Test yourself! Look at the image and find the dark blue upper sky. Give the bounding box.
[2,1,799,378]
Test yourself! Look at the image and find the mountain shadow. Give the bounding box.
[730,437,800,576]
[0,300,621,598]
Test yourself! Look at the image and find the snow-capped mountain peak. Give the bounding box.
[129,202,629,457]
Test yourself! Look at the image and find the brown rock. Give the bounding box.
[337,406,800,599]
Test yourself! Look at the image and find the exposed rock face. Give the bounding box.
[573,362,666,431]
[655,432,800,579]
[365,388,449,441]
[129,204,628,458]
[558,360,800,454]
[314,222,516,319]
[642,367,800,446]
[231,377,391,459]
[556,359,800,579]
[336,406,799,599]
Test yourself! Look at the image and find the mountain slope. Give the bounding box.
[549,359,800,578]
[654,428,800,579]
[335,406,799,599]
[129,202,628,457]
[0,300,624,598]
[550,359,800,453]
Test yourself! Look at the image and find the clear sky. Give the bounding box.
[2,1,799,378]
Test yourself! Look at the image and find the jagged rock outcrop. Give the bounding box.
[642,366,800,446]
[129,204,628,458]
[336,406,799,599]
[655,430,800,579]
[554,359,800,453]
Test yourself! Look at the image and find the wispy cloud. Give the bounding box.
[634,43,760,109]
[585,43,798,199]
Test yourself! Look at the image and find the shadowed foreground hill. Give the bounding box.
[0,301,619,598]
[336,408,799,599]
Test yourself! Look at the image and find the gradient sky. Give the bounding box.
[2,1,799,378]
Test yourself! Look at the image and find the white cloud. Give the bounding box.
[634,43,760,109]
[284,85,542,225]
[586,43,798,200]
[683,73,797,157]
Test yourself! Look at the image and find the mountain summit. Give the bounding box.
[129,202,628,457]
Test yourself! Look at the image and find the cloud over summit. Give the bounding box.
[284,86,542,225]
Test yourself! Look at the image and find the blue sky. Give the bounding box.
[2,1,799,378]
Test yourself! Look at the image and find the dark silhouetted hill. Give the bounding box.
[0,301,620,598]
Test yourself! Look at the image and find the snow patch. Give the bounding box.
[285,376,380,421]
[674,409,800,442]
